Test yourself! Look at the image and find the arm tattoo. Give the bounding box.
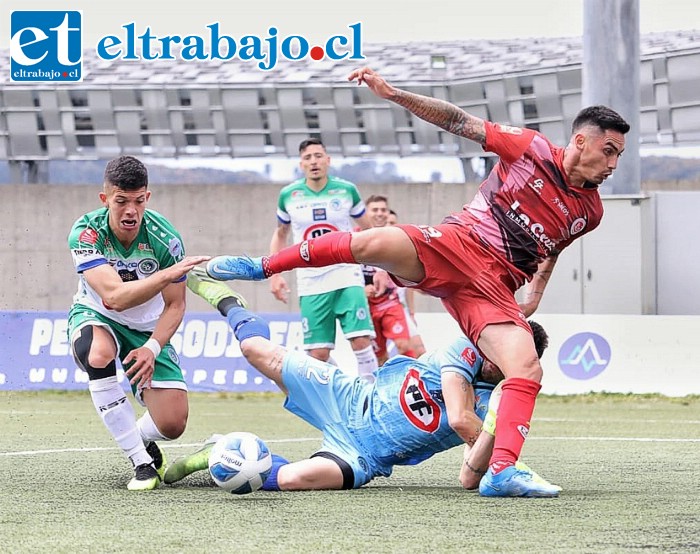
[392,89,486,144]
[463,459,487,475]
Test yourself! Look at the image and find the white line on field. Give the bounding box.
[536,417,700,424]
[529,436,700,442]
[0,435,699,458]
[3,412,700,425]
[0,437,320,457]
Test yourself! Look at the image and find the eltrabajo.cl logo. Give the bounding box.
[10,11,83,82]
[9,11,365,82]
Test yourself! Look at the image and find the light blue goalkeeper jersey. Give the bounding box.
[352,336,494,467]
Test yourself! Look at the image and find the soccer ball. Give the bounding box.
[208,432,272,494]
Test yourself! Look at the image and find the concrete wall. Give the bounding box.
[2,182,698,315]
[0,182,475,314]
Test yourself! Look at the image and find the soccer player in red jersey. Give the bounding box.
[362,195,415,365]
[207,67,630,497]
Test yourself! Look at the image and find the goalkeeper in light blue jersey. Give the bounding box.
[165,299,559,495]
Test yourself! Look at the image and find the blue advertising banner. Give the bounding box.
[0,311,307,392]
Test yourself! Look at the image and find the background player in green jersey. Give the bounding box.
[67,155,208,491]
[268,138,379,380]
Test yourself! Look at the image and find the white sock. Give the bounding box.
[137,411,169,443]
[89,376,151,466]
[354,345,378,383]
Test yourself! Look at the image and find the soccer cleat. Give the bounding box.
[163,434,223,484]
[127,463,161,491]
[207,256,266,282]
[514,461,562,492]
[145,441,167,481]
[479,465,560,498]
[187,266,248,309]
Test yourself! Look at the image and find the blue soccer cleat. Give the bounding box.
[207,255,266,281]
[479,465,560,498]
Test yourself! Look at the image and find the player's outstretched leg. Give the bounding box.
[260,454,291,491]
[207,231,358,282]
[207,255,266,281]
[187,266,248,314]
[479,465,560,498]
[163,434,223,484]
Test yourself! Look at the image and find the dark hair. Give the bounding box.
[572,106,630,135]
[389,209,397,216]
[104,155,148,190]
[366,194,388,205]
[299,137,325,154]
[529,320,549,359]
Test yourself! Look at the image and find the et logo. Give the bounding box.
[10,11,83,82]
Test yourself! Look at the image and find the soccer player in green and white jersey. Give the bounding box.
[67,155,208,491]
[266,138,379,380]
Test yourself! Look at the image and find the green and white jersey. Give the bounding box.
[277,176,365,296]
[68,208,186,332]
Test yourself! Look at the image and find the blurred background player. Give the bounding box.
[164,301,558,496]
[363,195,416,365]
[386,208,426,358]
[267,138,378,380]
[67,155,208,491]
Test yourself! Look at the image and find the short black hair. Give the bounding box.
[389,209,397,216]
[299,137,325,154]
[104,155,148,190]
[529,320,549,359]
[572,106,630,135]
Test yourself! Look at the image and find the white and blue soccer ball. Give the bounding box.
[208,432,272,494]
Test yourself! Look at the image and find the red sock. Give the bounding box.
[489,377,541,474]
[266,232,356,276]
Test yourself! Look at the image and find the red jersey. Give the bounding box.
[448,121,604,285]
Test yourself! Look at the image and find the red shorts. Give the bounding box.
[371,302,411,359]
[394,222,532,343]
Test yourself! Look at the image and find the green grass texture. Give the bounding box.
[1,392,699,554]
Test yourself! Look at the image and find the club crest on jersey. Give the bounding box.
[399,368,441,433]
[570,217,586,235]
[138,258,158,275]
[528,178,544,194]
[79,228,98,245]
[312,208,327,221]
